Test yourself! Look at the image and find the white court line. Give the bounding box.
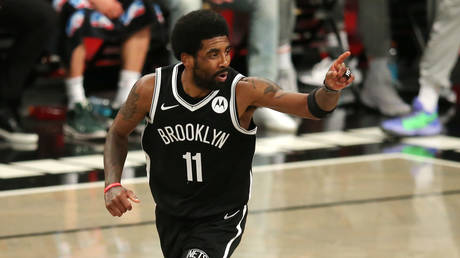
[399,153,460,169]
[401,135,460,150]
[60,154,143,169]
[11,159,92,174]
[347,127,387,140]
[253,153,402,173]
[2,129,458,177]
[2,152,460,198]
[59,155,105,169]
[126,150,147,162]
[301,131,383,146]
[257,135,335,153]
[0,153,400,197]
[0,164,43,179]
[0,177,148,198]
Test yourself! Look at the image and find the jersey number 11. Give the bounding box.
[182,152,203,182]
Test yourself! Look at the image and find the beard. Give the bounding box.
[192,64,229,91]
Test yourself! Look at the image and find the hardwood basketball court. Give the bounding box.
[2,153,460,257]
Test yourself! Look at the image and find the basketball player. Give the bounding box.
[104,10,354,258]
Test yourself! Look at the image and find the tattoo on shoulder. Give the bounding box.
[242,78,287,98]
[120,83,140,120]
[262,79,281,94]
[261,79,287,98]
[241,77,256,89]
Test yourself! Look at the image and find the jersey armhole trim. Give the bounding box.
[230,74,257,135]
[147,67,162,123]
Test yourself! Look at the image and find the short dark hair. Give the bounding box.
[171,9,229,60]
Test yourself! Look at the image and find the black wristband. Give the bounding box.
[307,88,336,118]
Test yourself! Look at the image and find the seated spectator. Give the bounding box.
[53,0,160,139]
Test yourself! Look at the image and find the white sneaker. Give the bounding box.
[299,57,362,87]
[360,58,411,116]
[298,57,333,86]
[253,108,298,133]
[0,109,38,144]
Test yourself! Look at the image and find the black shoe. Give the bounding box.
[0,108,39,143]
[63,103,107,140]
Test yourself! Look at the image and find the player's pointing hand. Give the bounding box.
[324,51,355,91]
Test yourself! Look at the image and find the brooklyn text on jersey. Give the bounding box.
[156,123,230,149]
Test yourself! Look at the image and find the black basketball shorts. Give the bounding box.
[155,205,248,258]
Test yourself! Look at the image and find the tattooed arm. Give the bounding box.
[236,77,315,119]
[236,52,354,120]
[103,74,154,217]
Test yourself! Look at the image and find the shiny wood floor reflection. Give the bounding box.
[2,153,460,258]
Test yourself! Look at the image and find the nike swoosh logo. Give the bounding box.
[224,210,240,220]
[161,103,179,111]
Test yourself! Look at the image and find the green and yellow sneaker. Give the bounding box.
[381,98,442,137]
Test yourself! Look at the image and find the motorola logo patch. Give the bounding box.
[186,248,209,258]
[211,96,228,114]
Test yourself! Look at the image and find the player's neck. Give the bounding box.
[181,68,211,98]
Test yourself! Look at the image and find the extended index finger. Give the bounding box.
[334,51,351,68]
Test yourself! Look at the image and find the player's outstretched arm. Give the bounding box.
[103,74,154,217]
[236,51,354,120]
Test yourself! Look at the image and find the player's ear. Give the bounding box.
[181,53,194,69]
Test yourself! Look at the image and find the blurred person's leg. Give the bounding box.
[66,44,86,109]
[418,0,460,112]
[112,0,159,107]
[0,0,55,142]
[381,0,460,137]
[209,0,279,81]
[245,0,279,82]
[298,0,354,87]
[328,0,348,57]
[64,42,107,140]
[359,0,390,59]
[255,0,297,132]
[60,7,107,140]
[59,3,88,111]
[159,0,202,64]
[112,26,151,108]
[62,0,158,139]
[165,0,202,32]
[277,0,297,93]
[358,0,410,116]
[217,0,297,132]
[0,0,57,106]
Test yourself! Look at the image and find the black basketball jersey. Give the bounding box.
[141,63,257,219]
